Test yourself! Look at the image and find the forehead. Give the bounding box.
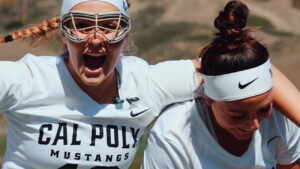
[71,1,120,13]
[222,90,273,109]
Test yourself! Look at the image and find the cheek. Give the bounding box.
[66,40,85,54]
[110,39,126,53]
[66,43,85,60]
[106,43,124,62]
[259,109,272,121]
[212,106,239,128]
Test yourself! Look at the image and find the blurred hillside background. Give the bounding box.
[0,0,300,168]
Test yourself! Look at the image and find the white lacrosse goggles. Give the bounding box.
[61,10,131,44]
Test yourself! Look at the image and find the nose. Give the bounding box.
[245,118,259,131]
[91,37,103,46]
[85,34,106,54]
[85,29,106,45]
[251,118,259,130]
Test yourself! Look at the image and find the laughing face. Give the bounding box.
[62,1,127,88]
[205,90,273,140]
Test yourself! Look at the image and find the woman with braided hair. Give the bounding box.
[0,1,198,168]
[142,1,300,169]
[0,0,299,169]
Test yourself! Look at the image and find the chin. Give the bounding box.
[232,132,253,141]
[82,77,105,87]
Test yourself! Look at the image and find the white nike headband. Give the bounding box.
[203,59,273,101]
[61,0,129,18]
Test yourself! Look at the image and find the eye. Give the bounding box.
[76,22,89,29]
[77,23,94,31]
[100,20,121,30]
[228,110,247,120]
[72,20,94,33]
[257,104,271,118]
[107,23,119,30]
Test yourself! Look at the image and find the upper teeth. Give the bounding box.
[88,53,104,57]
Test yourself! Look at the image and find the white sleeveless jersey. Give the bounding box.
[0,53,198,169]
[142,99,300,169]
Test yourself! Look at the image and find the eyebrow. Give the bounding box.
[228,110,247,115]
[259,103,272,112]
[229,103,272,115]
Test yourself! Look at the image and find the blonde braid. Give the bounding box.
[0,16,60,46]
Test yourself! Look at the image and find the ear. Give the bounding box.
[61,31,67,44]
[123,34,129,42]
[204,95,213,107]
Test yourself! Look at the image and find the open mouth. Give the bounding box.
[83,53,106,71]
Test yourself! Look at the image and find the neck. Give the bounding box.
[84,70,119,104]
[208,107,251,157]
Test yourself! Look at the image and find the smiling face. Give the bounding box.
[205,90,273,140]
[62,1,127,88]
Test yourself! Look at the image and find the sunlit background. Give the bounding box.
[0,0,300,168]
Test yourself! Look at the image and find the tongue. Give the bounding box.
[84,54,105,70]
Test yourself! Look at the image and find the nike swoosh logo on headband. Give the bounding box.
[239,77,259,89]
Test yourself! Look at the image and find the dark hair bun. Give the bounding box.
[214,1,249,33]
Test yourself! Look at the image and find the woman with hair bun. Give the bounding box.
[0,0,202,168]
[142,1,300,169]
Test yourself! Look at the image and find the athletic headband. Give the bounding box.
[61,0,129,18]
[203,59,273,101]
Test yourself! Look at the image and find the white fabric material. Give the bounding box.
[203,59,273,101]
[0,53,198,169]
[61,0,129,18]
[142,100,300,169]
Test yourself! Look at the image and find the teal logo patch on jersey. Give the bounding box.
[269,68,273,78]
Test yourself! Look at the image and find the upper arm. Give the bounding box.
[272,65,300,127]
[148,60,199,108]
[0,61,32,111]
[273,112,300,166]
[277,160,300,169]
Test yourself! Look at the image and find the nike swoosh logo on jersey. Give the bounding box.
[267,136,280,145]
[130,108,150,117]
[238,77,259,89]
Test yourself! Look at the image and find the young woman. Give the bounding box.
[0,0,299,169]
[0,1,199,168]
[142,1,300,169]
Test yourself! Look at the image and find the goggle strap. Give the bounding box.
[95,14,98,32]
[70,12,80,42]
[114,14,122,39]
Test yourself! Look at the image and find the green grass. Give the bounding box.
[134,22,211,52]
[248,15,292,37]
[0,136,5,157]
[132,22,211,64]
[4,18,23,30]
[292,0,300,9]
[254,0,271,1]
[0,135,6,167]
[132,5,165,30]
